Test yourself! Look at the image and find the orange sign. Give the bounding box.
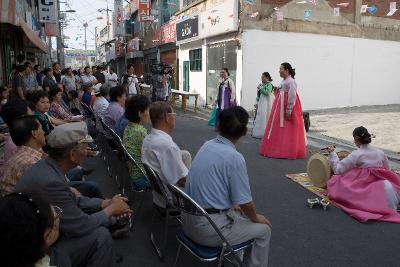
[138,0,152,22]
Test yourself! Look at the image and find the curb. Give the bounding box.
[307,133,400,162]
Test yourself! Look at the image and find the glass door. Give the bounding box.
[183,61,189,92]
[206,41,237,106]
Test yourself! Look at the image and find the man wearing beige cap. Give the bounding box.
[14,122,132,267]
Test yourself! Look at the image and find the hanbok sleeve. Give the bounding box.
[287,80,297,113]
[229,78,236,102]
[260,83,273,96]
[383,155,391,170]
[329,150,357,175]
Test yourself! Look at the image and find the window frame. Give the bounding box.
[189,48,202,71]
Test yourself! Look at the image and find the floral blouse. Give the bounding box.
[50,102,72,121]
[123,122,148,180]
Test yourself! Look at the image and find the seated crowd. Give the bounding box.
[0,62,274,267]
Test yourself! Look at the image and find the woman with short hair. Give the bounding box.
[123,95,151,189]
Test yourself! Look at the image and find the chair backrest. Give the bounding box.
[167,184,244,265]
[81,101,93,116]
[143,163,169,200]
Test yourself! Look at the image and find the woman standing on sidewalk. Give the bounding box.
[216,68,236,127]
[259,62,306,159]
[252,72,274,139]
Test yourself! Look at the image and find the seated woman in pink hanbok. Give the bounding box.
[259,63,306,159]
[327,126,400,223]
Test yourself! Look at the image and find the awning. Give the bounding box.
[19,18,48,53]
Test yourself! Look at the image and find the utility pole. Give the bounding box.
[56,0,62,66]
[84,22,89,65]
[106,0,110,41]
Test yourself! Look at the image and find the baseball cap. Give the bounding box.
[47,122,93,148]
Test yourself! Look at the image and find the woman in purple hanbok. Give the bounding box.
[216,68,236,127]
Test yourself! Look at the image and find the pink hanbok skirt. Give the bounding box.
[259,91,306,159]
[327,168,400,223]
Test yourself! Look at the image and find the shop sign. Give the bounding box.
[199,1,238,39]
[39,0,57,23]
[176,16,198,42]
[156,22,176,44]
[139,0,152,22]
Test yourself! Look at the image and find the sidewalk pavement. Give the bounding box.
[177,103,400,168]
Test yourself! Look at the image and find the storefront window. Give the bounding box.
[206,41,237,106]
[161,0,179,24]
[189,48,202,71]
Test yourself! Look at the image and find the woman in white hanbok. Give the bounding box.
[252,72,274,138]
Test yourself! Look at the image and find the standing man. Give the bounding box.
[11,65,26,99]
[184,106,272,267]
[53,62,62,83]
[151,64,167,102]
[62,67,77,93]
[42,67,57,92]
[22,62,38,92]
[122,64,139,96]
[81,66,98,86]
[108,67,118,87]
[34,64,43,87]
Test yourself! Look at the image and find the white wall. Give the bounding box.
[241,30,400,111]
[178,40,207,107]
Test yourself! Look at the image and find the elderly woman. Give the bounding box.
[49,87,83,122]
[28,90,66,135]
[123,95,151,190]
[0,192,60,267]
[327,126,400,223]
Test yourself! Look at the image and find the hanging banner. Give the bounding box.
[199,1,238,39]
[138,0,152,22]
[39,0,57,23]
[114,0,124,36]
[44,22,59,36]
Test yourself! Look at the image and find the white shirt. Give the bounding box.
[93,97,109,119]
[329,144,390,175]
[81,74,97,85]
[108,73,118,87]
[141,128,188,207]
[125,75,138,95]
[102,70,109,84]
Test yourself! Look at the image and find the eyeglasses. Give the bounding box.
[167,112,176,116]
[53,205,63,220]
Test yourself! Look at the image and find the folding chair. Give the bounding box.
[107,127,127,190]
[80,101,96,138]
[99,118,114,177]
[167,184,254,267]
[120,144,150,220]
[143,163,180,260]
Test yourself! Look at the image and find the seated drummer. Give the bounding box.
[326,126,400,222]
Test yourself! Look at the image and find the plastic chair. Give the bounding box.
[143,163,180,260]
[167,184,254,267]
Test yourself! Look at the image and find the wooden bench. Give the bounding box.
[171,89,200,112]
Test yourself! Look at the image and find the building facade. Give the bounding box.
[175,0,400,110]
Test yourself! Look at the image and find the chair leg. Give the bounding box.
[173,243,182,267]
[161,211,170,259]
[217,247,226,267]
[150,208,163,260]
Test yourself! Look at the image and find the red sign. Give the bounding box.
[155,22,176,44]
[138,0,151,22]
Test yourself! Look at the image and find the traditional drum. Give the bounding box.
[307,151,350,188]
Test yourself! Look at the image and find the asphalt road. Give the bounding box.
[85,111,400,267]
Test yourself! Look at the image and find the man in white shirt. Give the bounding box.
[108,67,118,87]
[141,102,191,208]
[93,84,110,119]
[81,66,98,86]
[122,64,139,95]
